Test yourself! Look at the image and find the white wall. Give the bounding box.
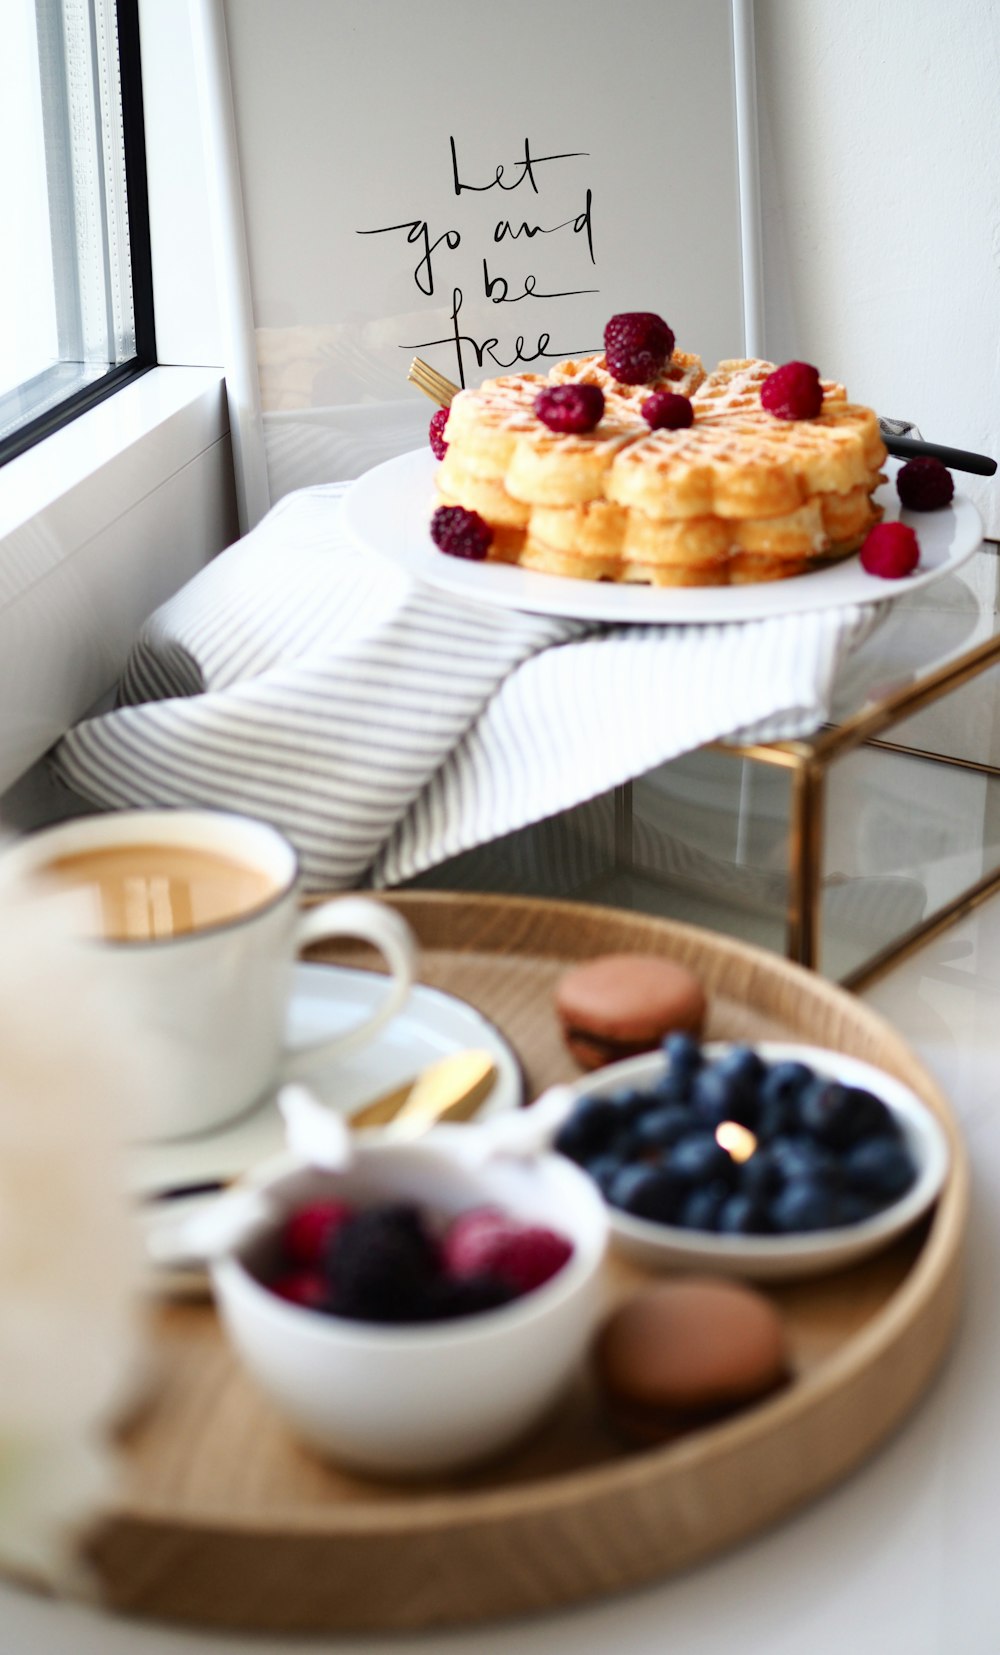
[755,0,1000,535]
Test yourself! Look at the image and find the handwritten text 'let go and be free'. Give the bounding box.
[358,138,597,389]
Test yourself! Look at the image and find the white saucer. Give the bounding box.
[133,962,523,1202]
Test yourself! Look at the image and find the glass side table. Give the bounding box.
[410,539,1000,986]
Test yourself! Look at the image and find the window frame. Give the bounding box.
[0,0,157,469]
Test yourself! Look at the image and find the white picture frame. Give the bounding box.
[193,0,763,529]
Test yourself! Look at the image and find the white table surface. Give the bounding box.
[4,891,1000,1654]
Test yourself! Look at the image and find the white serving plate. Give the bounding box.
[342,450,983,625]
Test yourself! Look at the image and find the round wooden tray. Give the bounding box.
[87,892,968,1633]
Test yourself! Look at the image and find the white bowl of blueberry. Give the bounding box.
[550,1035,951,1280]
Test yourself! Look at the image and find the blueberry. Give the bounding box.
[759,1060,815,1111]
[702,1051,762,1128]
[769,1178,839,1233]
[796,1081,855,1147]
[652,1064,697,1105]
[714,1044,767,1091]
[584,1153,624,1195]
[748,1059,811,1138]
[842,1086,896,1141]
[607,1164,684,1223]
[739,1146,784,1202]
[691,1066,745,1128]
[717,1193,772,1235]
[662,1031,703,1070]
[754,1093,796,1142]
[797,1080,895,1149]
[612,1088,654,1126]
[675,1180,730,1231]
[554,1097,622,1164]
[666,1132,737,1187]
[608,1125,645,1163]
[633,1104,693,1151]
[843,1136,916,1201]
[769,1135,843,1191]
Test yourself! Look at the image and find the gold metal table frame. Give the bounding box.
[646,534,1000,990]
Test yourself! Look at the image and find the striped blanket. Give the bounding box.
[53,484,878,891]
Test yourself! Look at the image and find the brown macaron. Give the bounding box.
[555,952,706,1071]
[594,1277,791,1443]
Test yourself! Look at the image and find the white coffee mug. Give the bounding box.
[0,810,418,1142]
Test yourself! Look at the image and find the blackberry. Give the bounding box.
[896,456,954,511]
[430,504,492,561]
[327,1204,439,1324]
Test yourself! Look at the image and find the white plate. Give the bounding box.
[133,962,523,1202]
[342,449,983,624]
[548,1043,951,1280]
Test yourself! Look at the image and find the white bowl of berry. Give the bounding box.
[549,1037,950,1280]
[208,1126,608,1476]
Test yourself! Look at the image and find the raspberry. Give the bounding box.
[641,391,694,430]
[603,312,676,385]
[760,361,823,420]
[860,521,920,579]
[428,407,449,460]
[443,1210,572,1297]
[441,1207,509,1277]
[430,504,492,561]
[896,456,954,511]
[281,1200,355,1267]
[534,383,604,434]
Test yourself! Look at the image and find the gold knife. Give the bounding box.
[350,1048,497,1133]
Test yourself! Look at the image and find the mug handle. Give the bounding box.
[280,897,418,1079]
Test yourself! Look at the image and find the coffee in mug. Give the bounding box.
[0,810,418,1142]
[40,841,280,942]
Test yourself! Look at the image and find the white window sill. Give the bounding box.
[0,364,239,794]
[0,365,229,543]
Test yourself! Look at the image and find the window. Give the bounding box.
[0,0,155,464]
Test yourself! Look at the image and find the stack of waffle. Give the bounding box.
[434,356,887,586]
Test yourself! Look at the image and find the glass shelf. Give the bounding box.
[410,541,1000,986]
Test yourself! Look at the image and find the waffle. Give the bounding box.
[729,553,809,584]
[505,351,706,506]
[436,449,531,527]
[432,354,888,587]
[691,358,847,418]
[606,403,885,520]
[442,374,549,479]
[549,349,706,406]
[519,540,622,581]
[622,558,730,587]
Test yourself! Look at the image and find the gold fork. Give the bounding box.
[408,356,461,408]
